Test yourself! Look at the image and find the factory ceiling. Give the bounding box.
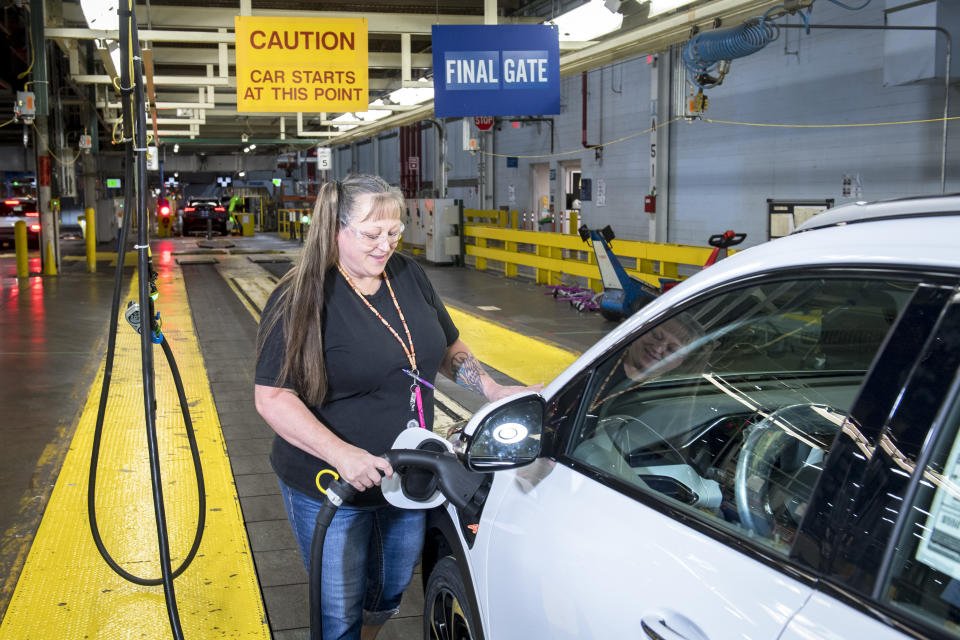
[0,0,795,157]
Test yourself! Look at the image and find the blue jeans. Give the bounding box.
[279,480,426,640]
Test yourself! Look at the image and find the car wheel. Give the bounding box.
[600,307,622,322]
[423,556,477,640]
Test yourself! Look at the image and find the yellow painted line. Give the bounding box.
[226,276,264,321]
[445,306,579,386]
[0,264,269,639]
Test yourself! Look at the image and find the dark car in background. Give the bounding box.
[0,198,40,248]
[181,198,228,236]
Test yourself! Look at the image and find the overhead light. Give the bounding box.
[545,0,623,42]
[646,0,696,17]
[331,113,359,131]
[356,100,392,122]
[80,0,120,31]
[238,171,246,178]
[386,78,434,107]
[173,143,179,153]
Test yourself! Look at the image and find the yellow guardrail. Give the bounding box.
[461,209,726,291]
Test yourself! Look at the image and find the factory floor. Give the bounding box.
[0,232,612,639]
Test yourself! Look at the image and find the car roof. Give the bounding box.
[794,193,960,232]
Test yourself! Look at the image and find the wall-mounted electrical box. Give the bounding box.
[14,91,35,123]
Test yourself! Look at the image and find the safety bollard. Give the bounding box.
[85,207,96,273]
[14,220,28,278]
[43,240,57,276]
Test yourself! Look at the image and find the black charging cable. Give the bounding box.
[308,449,488,640]
[85,3,204,639]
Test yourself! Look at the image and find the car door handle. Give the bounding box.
[641,615,700,640]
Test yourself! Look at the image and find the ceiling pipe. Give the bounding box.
[582,71,602,155]
[502,117,555,154]
[779,22,951,194]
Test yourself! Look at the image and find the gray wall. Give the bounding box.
[669,1,959,246]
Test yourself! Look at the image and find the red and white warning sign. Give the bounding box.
[473,116,494,131]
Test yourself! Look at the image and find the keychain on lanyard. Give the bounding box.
[338,265,429,429]
[403,369,434,430]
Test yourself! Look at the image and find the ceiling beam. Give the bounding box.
[58,5,539,36]
[142,47,432,70]
[73,74,231,86]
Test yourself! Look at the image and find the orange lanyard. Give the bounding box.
[336,265,417,372]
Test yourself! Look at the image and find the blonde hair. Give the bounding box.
[257,174,404,405]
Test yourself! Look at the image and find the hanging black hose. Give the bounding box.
[85,2,205,639]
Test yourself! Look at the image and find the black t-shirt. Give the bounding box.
[255,253,459,505]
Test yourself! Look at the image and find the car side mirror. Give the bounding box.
[465,393,545,472]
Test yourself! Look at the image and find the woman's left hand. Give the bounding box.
[485,382,543,403]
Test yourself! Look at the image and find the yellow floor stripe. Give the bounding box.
[445,306,579,386]
[0,264,269,639]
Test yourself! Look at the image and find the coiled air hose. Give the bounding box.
[682,7,784,89]
[86,3,204,639]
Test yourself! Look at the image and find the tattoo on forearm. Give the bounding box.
[451,351,486,395]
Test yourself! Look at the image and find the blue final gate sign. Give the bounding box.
[431,25,561,118]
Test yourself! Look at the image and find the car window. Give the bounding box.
[880,387,960,637]
[568,277,916,556]
[875,320,960,637]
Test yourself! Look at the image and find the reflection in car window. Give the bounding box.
[883,387,960,637]
[569,278,914,555]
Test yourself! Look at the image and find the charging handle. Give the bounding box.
[383,449,487,515]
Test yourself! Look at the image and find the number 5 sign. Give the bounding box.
[317,146,332,170]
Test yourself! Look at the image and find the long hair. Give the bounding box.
[257,173,404,405]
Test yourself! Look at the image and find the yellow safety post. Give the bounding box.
[43,240,57,275]
[85,208,97,273]
[14,220,28,277]
[475,237,488,270]
[504,235,518,277]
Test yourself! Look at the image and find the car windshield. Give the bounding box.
[570,277,917,554]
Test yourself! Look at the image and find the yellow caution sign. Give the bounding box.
[234,16,368,113]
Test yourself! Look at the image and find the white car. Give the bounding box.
[421,195,960,640]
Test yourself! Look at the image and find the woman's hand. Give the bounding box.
[485,382,544,403]
[332,443,394,492]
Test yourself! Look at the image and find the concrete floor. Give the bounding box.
[0,233,614,638]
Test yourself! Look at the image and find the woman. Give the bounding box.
[254,174,534,640]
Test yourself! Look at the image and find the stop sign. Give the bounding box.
[473,116,494,131]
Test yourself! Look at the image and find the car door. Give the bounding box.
[782,282,960,640]
[472,271,931,640]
